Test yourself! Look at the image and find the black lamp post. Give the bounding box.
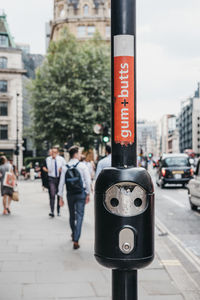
[15,92,20,174]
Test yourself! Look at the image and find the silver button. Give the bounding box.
[122,243,131,252]
[119,228,134,254]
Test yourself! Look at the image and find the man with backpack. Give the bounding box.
[58,146,91,250]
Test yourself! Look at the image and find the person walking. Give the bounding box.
[0,156,15,215]
[41,159,49,191]
[58,146,91,250]
[44,147,66,218]
[95,145,111,179]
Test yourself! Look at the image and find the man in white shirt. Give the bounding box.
[58,146,91,250]
[44,147,66,217]
[95,145,111,179]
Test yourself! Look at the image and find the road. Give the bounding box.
[152,168,200,258]
[150,167,200,290]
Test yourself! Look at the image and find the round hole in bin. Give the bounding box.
[134,198,143,207]
[110,198,119,207]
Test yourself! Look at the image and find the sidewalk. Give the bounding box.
[0,180,199,300]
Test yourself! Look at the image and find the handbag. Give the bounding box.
[59,198,64,207]
[3,171,15,188]
[12,191,19,202]
[12,184,19,202]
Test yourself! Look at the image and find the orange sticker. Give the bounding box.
[114,56,135,145]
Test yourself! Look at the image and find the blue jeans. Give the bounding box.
[67,191,86,242]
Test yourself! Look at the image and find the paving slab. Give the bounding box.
[22,298,55,300]
[139,269,171,281]
[0,253,31,261]
[59,298,109,300]
[36,270,106,283]
[58,298,108,300]
[0,271,35,284]
[0,245,17,253]
[23,283,95,298]
[141,280,181,295]
[91,281,111,297]
[0,284,22,300]
[139,296,184,300]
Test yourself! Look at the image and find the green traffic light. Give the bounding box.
[103,136,109,143]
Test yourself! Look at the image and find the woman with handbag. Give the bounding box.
[0,156,15,215]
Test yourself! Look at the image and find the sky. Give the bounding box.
[1,0,200,121]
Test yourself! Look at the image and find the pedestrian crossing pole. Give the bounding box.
[94,1,154,299]
[111,0,137,168]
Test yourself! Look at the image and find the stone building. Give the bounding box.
[159,114,179,155]
[179,83,200,155]
[137,120,158,157]
[50,0,111,43]
[20,48,44,158]
[0,13,25,170]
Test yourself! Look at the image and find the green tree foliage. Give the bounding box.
[29,30,111,149]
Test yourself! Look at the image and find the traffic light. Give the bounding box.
[103,125,110,143]
[103,136,109,143]
[14,145,19,156]
[148,153,153,159]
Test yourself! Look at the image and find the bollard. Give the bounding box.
[94,1,155,299]
[30,168,35,181]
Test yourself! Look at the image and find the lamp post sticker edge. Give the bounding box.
[114,35,135,146]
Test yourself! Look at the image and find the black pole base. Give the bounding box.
[112,269,137,300]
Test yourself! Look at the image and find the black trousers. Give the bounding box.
[48,177,60,214]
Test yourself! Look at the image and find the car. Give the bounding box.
[156,153,193,188]
[187,159,200,211]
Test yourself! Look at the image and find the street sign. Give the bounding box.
[93,124,102,135]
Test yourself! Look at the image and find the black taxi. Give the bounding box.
[156,153,193,188]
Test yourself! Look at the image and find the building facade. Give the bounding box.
[159,114,179,155]
[179,83,200,154]
[137,120,158,157]
[50,0,111,43]
[0,13,25,170]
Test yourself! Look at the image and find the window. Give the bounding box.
[87,26,95,36]
[0,57,7,69]
[163,157,190,167]
[0,125,8,140]
[78,26,86,37]
[0,102,8,116]
[0,35,8,47]
[59,7,65,17]
[83,4,89,16]
[0,81,7,93]
[106,26,110,38]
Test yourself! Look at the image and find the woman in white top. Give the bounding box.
[0,156,15,215]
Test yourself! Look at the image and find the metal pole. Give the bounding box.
[112,270,137,300]
[16,93,19,175]
[111,0,136,168]
[111,0,137,299]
